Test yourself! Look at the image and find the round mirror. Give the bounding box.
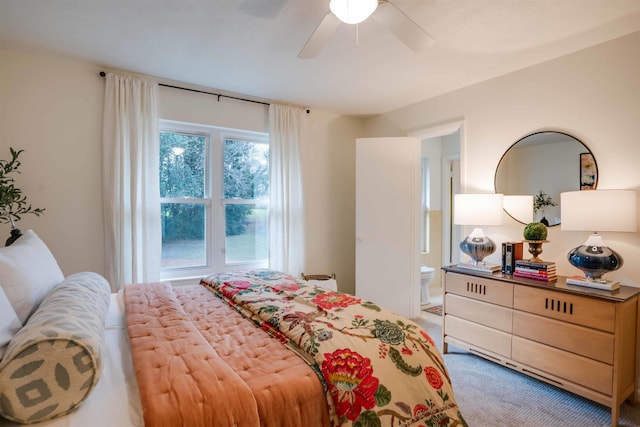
[494,131,597,226]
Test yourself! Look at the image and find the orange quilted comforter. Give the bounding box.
[124,282,331,427]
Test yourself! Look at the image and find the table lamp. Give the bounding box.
[561,190,637,289]
[454,193,504,272]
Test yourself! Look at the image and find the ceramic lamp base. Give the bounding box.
[567,244,622,280]
[459,235,496,265]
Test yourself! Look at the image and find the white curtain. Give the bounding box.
[268,104,306,276]
[102,73,161,290]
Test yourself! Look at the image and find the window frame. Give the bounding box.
[421,157,431,254]
[159,120,269,281]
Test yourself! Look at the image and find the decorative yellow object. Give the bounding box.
[524,239,549,262]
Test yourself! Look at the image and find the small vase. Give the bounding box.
[5,228,22,246]
[524,239,548,263]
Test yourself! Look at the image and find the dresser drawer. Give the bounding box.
[444,314,511,358]
[512,336,613,395]
[445,293,512,333]
[513,311,614,364]
[514,286,615,332]
[445,272,513,307]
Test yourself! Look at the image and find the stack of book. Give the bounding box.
[566,275,620,291]
[513,260,557,281]
[457,262,501,273]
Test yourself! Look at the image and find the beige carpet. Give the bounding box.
[415,314,640,427]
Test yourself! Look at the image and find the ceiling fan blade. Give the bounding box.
[298,12,341,59]
[372,1,435,52]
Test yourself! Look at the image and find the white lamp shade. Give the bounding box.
[561,190,637,232]
[503,195,534,224]
[454,194,504,226]
[329,0,378,24]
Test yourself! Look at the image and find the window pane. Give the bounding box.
[223,139,269,199]
[160,132,206,198]
[161,203,206,269]
[225,204,268,264]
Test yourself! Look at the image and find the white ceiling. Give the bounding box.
[1,1,640,116]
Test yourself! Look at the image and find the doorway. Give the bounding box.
[409,121,462,309]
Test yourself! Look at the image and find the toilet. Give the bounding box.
[420,265,435,304]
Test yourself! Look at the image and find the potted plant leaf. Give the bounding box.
[0,148,45,245]
[533,190,557,226]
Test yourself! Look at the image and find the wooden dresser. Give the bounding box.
[442,265,640,426]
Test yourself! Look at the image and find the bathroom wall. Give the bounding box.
[420,131,460,290]
[420,136,443,286]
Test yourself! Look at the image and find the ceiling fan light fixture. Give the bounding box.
[329,0,378,24]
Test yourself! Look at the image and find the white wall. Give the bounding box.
[158,85,268,133]
[303,110,361,294]
[0,47,362,294]
[2,31,639,293]
[0,48,105,276]
[365,31,640,287]
[421,137,443,211]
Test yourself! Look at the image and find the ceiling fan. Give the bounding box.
[298,0,435,59]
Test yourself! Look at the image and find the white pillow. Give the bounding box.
[0,229,64,324]
[0,286,21,360]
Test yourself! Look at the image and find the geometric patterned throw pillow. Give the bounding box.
[0,272,111,423]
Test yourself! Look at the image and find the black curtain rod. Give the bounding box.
[99,71,269,107]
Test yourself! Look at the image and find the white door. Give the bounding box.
[355,137,420,319]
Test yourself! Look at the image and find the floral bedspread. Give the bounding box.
[201,269,466,427]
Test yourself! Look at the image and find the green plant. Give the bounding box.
[523,222,547,240]
[533,190,557,213]
[0,148,45,228]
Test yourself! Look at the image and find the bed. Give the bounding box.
[0,233,465,427]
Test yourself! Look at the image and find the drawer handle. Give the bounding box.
[522,368,563,386]
[469,347,501,363]
[466,281,487,295]
[545,297,574,315]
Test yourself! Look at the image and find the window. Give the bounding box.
[159,121,269,279]
[223,138,269,264]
